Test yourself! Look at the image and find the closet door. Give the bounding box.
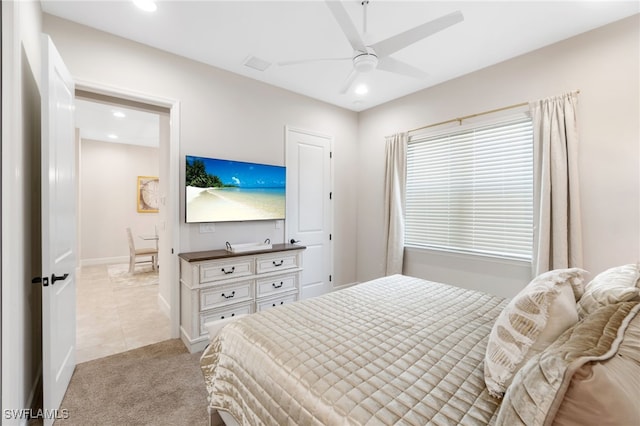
[285,127,333,299]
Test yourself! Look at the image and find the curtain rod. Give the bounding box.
[408,90,580,134]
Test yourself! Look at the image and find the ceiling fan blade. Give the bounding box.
[377,57,428,80]
[278,57,351,67]
[339,69,359,94]
[325,0,367,53]
[371,10,464,57]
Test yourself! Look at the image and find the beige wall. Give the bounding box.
[79,139,159,264]
[43,14,360,287]
[357,15,640,297]
[1,0,44,420]
[45,13,640,298]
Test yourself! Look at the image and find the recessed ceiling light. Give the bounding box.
[112,111,126,118]
[133,0,157,12]
[107,134,119,139]
[355,84,369,95]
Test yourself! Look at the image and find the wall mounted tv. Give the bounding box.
[185,155,286,223]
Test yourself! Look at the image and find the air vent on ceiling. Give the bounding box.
[243,56,271,72]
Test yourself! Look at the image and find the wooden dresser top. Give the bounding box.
[178,243,305,263]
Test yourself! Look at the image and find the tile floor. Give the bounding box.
[76,264,171,363]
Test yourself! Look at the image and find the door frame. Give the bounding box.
[284,126,334,294]
[75,79,181,337]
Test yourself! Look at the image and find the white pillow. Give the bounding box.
[484,268,586,398]
[531,283,578,352]
[577,264,640,318]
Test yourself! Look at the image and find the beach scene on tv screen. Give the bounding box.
[186,156,286,223]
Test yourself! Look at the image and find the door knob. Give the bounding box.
[51,273,69,284]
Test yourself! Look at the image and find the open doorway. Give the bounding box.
[74,92,171,362]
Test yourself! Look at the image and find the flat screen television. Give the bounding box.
[185,155,286,223]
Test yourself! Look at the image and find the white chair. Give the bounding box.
[126,227,158,273]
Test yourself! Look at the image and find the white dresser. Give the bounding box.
[178,243,305,353]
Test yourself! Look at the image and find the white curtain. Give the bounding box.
[383,132,408,275]
[530,92,583,275]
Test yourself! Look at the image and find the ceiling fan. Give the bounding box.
[278,0,464,94]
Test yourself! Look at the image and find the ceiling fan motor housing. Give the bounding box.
[353,52,379,73]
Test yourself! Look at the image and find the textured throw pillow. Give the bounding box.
[484,268,586,398]
[530,283,577,352]
[553,344,640,426]
[553,302,640,426]
[496,301,640,426]
[577,264,640,318]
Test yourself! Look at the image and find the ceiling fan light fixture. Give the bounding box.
[353,53,378,73]
[355,84,369,95]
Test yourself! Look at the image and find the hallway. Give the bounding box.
[76,264,171,363]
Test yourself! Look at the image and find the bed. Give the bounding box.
[200,271,640,425]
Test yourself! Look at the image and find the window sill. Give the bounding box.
[404,245,532,268]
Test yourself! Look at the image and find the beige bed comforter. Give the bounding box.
[201,274,508,425]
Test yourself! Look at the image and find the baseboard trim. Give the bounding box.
[332,281,359,291]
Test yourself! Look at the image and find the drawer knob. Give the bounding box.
[222,291,236,299]
[272,260,284,267]
[272,281,284,289]
[272,301,285,307]
[220,313,236,320]
[221,266,235,274]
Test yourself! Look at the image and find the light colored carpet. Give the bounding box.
[55,339,208,426]
[107,263,158,288]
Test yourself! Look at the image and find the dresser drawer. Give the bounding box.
[256,274,297,298]
[256,253,299,274]
[201,280,254,310]
[200,258,254,283]
[257,293,298,312]
[200,303,253,335]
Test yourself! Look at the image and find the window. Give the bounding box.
[405,117,533,260]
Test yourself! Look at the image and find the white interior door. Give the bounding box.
[41,34,76,424]
[286,127,332,299]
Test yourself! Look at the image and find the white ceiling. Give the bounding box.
[75,99,160,147]
[44,1,638,144]
[42,0,638,113]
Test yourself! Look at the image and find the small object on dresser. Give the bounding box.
[225,239,273,253]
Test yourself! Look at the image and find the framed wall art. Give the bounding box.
[137,176,159,213]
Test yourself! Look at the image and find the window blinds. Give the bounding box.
[405,117,533,260]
